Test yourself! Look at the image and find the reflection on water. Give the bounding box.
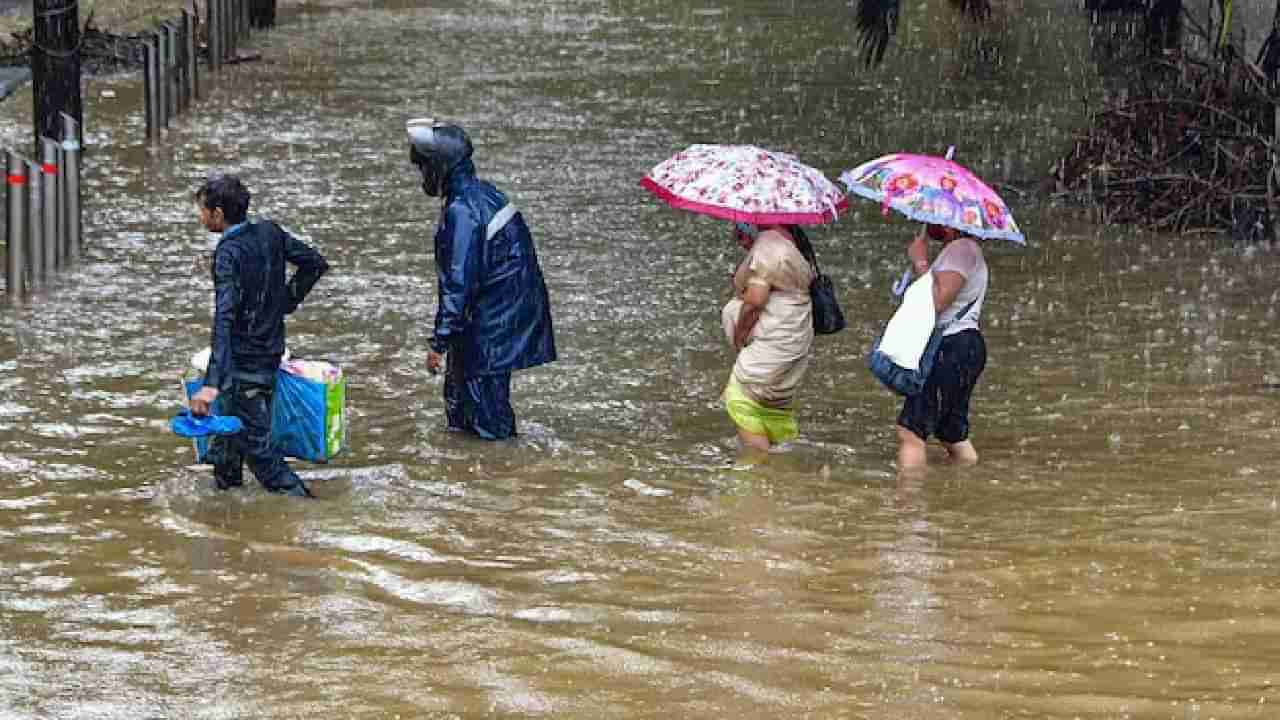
[2,0,1280,716]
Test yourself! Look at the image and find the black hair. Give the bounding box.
[787,224,818,266]
[194,174,251,224]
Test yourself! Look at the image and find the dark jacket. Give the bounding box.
[431,159,557,375]
[205,220,329,390]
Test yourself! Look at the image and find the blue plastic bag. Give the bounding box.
[272,370,332,463]
[170,409,243,438]
[184,367,346,464]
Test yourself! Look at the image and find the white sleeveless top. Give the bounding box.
[931,237,988,336]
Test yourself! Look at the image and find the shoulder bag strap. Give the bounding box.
[938,297,979,331]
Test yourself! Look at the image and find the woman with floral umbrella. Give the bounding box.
[642,144,846,454]
[841,148,1023,470]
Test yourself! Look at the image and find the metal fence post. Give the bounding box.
[25,159,42,288]
[143,38,156,139]
[226,0,237,60]
[163,24,178,120]
[54,141,66,262]
[41,138,60,269]
[6,151,28,299]
[156,30,168,129]
[208,0,221,73]
[60,112,80,262]
[182,10,197,103]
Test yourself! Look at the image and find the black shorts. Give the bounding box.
[897,329,986,443]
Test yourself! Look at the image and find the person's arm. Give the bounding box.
[193,246,241,413]
[907,229,930,275]
[733,281,770,349]
[428,203,482,362]
[930,239,978,312]
[932,270,965,312]
[281,225,329,314]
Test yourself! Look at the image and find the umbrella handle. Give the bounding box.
[891,267,913,298]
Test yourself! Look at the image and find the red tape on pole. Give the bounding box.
[41,163,57,175]
[7,174,26,185]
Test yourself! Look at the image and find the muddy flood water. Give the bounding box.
[1,0,1279,717]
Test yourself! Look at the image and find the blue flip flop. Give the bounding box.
[170,409,243,438]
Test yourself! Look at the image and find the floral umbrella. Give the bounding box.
[641,144,848,225]
[839,148,1025,244]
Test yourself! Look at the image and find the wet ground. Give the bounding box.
[2,0,1280,717]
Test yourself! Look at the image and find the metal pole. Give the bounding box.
[143,38,156,139]
[164,24,178,120]
[155,30,168,129]
[183,10,197,104]
[60,112,80,263]
[54,142,66,263]
[173,19,185,114]
[221,0,231,66]
[224,0,234,62]
[208,0,221,73]
[6,151,28,299]
[36,157,51,275]
[25,159,42,288]
[217,0,226,66]
[41,138,60,270]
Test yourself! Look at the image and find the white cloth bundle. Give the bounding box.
[875,272,937,372]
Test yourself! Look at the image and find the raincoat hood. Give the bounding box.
[442,157,477,200]
[407,120,474,197]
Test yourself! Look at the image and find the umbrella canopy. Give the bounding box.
[840,150,1025,244]
[641,144,848,226]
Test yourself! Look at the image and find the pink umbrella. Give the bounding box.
[641,144,848,225]
[840,148,1025,244]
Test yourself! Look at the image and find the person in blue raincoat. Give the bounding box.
[189,174,329,496]
[406,119,557,440]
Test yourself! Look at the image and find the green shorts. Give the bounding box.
[723,378,798,443]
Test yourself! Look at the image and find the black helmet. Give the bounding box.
[406,119,473,197]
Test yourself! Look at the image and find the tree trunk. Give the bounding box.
[31,0,82,152]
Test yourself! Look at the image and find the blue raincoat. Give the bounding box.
[430,159,557,375]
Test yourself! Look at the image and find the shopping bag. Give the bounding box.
[272,362,347,463]
[182,360,347,464]
[867,273,975,397]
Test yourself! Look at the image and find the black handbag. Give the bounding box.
[793,228,845,335]
[810,269,846,335]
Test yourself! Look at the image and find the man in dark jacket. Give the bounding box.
[189,175,329,496]
[406,119,557,440]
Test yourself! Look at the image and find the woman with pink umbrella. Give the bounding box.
[895,222,989,469]
[642,144,847,454]
[842,148,1023,470]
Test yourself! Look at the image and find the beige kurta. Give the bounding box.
[720,229,815,408]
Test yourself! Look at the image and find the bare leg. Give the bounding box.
[896,424,927,470]
[738,428,771,453]
[734,429,771,465]
[942,439,978,465]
